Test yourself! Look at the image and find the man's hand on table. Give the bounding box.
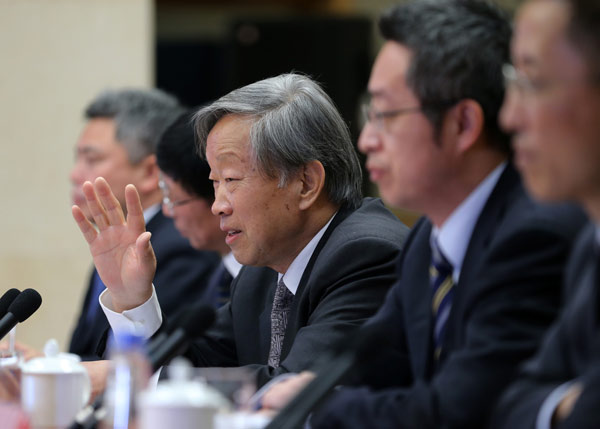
[260,371,316,412]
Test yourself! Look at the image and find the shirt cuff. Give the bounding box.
[99,285,162,339]
[536,381,576,429]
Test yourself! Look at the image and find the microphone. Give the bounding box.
[148,303,216,371]
[265,324,387,429]
[68,303,216,429]
[0,289,21,318]
[144,304,197,357]
[0,288,42,340]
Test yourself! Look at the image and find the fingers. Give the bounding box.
[81,178,128,231]
[125,184,146,233]
[0,369,20,401]
[81,360,109,403]
[261,371,316,411]
[82,180,110,229]
[95,178,125,226]
[72,205,98,244]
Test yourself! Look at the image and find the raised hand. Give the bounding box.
[72,177,156,312]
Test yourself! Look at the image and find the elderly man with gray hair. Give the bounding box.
[72,74,409,387]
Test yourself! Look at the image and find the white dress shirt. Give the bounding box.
[431,162,506,284]
[223,252,243,278]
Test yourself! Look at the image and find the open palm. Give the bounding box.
[72,177,156,312]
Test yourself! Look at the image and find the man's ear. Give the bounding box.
[135,154,160,194]
[298,160,326,211]
[445,99,484,154]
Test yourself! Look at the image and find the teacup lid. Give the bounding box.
[139,358,232,409]
[21,339,87,375]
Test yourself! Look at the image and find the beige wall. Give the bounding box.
[0,0,153,351]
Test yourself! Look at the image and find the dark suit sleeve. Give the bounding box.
[489,321,578,429]
[489,225,597,429]
[313,218,578,429]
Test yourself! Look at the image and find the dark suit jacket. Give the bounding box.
[312,165,587,429]
[69,209,220,360]
[178,197,409,387]
[490,223,600,429]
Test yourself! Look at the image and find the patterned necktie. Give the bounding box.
[268,277,294,368]
[430,240,454,360]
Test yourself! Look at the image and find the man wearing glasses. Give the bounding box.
[260,1,586,427]
[69,89,220,360]
[490,0,600,427]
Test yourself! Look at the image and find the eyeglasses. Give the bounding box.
[158,176,199,213]
[361,103,422,134]
[502,63,594,97]
[502,63,548,96]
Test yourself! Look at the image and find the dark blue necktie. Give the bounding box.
[86,269,105,323]
[206,263,233,309]
[430,241,454,360]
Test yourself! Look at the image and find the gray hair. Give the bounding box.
[85,88,182,163]
[194,73,363,209]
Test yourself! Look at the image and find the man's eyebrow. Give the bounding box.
[367,88,396,104]
[76,146,104,155]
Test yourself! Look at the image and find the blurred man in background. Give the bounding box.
[491,0,600,427]
[69,89,220,360]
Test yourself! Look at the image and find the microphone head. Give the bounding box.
[8,288,42,322]
[178,304,216,339]
[0,289,21,317]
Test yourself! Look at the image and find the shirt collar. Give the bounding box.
[431,162,506,283]
[278,213,337,295]
[143,204,161,224]
[223,252,243,278]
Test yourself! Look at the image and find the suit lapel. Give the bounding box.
[444,164,520,352]
[402,219,435,378]
[279,203,356,358]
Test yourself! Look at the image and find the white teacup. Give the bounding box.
[138,358,232,429]
[20,339,90,428]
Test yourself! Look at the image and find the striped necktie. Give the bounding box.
[430,240,454,361]
[268,277,294,368]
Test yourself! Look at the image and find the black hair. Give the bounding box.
[379,0,512,153]
[156,111,214,201]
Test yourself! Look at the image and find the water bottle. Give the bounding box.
[100,332,151,429]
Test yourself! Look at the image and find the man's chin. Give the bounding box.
[524,177,567,204]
